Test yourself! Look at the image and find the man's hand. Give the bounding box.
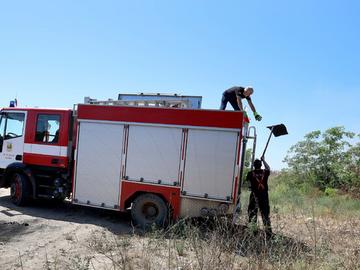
[254,112,262,121]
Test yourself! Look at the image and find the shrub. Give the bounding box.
[284,127,360,191]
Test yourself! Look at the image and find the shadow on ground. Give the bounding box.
[0,192,133,236]
[0,222,30,242]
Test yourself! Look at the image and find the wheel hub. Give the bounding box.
[143,203,159,220]
[146,206,157,216]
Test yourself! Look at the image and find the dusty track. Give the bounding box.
[0,189,132,269]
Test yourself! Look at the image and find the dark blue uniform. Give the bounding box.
[247,169,272,237]
[220,86,251,110]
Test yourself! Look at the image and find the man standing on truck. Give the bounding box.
[247,156,272,238]
[220,86,262,121]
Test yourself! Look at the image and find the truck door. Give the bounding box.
[0,111,26,169]
[73,121,124,209]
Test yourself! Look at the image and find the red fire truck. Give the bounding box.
[0,97,254,227]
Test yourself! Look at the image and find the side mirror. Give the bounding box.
[0,132,3,151]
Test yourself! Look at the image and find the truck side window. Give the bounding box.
[35,115,61,144]
[4,113,25,140]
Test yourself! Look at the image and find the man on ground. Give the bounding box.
[247,156,272,238]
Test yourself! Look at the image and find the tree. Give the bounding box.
[284,127,359,190]
[346,138,360,179]
[244,148,253,168]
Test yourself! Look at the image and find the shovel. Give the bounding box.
[261,124,288,158]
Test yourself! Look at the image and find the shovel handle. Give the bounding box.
[262,127,274,158]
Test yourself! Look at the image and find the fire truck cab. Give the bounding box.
[0,108,73,205]
[0,100,252,228]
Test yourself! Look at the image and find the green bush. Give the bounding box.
[284,127,360,191]
[324,187,337,197]
[268,171,360,216]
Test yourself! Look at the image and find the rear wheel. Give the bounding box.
[131,193,168,229]
[10,173,31,206]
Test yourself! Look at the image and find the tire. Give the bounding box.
[10,173,31,206]
[131,193,168,229]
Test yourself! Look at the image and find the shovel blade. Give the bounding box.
[267,124,288,137]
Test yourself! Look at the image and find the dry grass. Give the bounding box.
[82,196,360,270]
[39,186,360,270]
[39,210,360,270]
[82,213,359,270]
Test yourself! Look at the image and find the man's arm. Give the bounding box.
[247,99,262,121]
[236,96,244,111]
[247,99,256,113]
[261,156,270,171]
[246,171,252,190]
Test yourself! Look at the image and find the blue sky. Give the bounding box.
[1,0,359,169]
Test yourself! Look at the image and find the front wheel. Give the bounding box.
[131,193,168,229]
[10,173,31,206]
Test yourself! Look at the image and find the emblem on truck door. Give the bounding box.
[6,143,13,152]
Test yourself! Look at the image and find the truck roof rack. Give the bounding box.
[84,93,202,109]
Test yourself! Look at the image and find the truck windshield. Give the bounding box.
[0,112,25,152]
[4,113,25,140]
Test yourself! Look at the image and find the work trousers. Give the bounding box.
[220,93,240,110]
[248,191,272,236]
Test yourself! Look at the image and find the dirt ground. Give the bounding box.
[0,188,133,270]
[1,188,360,270]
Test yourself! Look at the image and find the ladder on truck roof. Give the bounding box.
[84,93,202,109]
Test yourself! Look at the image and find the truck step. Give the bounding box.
[37,194,54,199]
[36,174,53,179]
[38,185,55,189]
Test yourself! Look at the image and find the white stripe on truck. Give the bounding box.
[24,144,68,157]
